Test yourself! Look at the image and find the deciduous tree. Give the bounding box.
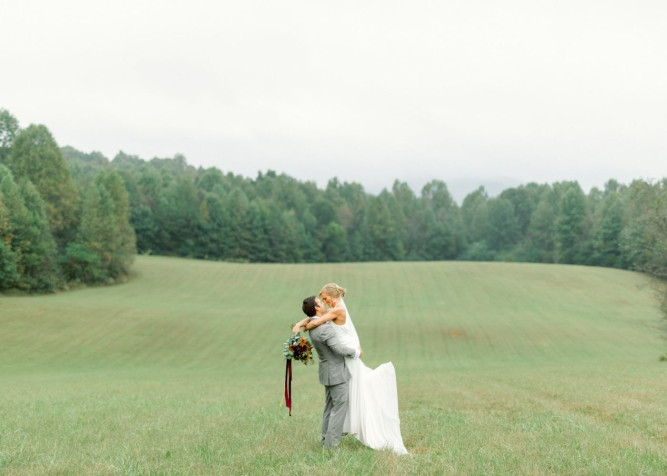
[7,124,79,247]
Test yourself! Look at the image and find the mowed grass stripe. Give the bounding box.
[0,256,665,474]
[1,257,662,372]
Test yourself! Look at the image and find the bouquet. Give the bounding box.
[283,333,315,365]
[283,330,315,416]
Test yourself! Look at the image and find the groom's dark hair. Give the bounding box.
[302,296,318,317]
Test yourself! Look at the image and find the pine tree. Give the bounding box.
[67,183,115,282]
[297,209,323,262]
[246,200,271,262]
[64,170,136,283]
[527,188,558,262]
[461,186,489,244]
[225,189,252,261]
[591,192,625,267]
[95,170,136,277]
[200,192,229,259]
[420,181,464,259]
[366,195,403,260]
[153,175,201,256]
[486,198,520,252]
[322,221,350,262]
[280,209,305,263]
[555,185,587,264]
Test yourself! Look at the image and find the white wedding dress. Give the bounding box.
[333,300,408,455]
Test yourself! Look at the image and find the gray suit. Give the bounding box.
[309,321,357,449]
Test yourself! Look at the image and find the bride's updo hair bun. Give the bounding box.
[320,282,346,299]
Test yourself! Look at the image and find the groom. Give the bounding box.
[301,296,361,450]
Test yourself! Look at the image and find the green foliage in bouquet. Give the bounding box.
[283,332,315,365]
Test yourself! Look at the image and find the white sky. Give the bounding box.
[2,0,665,201]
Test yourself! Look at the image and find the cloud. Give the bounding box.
[2,0,665,200]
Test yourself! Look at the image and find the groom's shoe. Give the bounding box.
[322,445,340,454]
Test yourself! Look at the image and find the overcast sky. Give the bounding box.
[2,0,665,201]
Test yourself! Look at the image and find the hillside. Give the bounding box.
[0,257,665,474]
[1,256,662,372]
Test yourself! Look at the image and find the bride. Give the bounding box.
[293,283,408,455]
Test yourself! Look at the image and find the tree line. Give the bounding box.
[1,108,665,297]
[0,109,135,292]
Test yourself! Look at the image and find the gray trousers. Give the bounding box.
[322,380,349,448]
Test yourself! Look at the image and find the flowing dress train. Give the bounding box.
[334,300,408,455]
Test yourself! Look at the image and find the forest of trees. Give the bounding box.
[0,110,135,292]
[1,108,665,298]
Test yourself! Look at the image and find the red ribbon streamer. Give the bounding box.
[284,359,292,416]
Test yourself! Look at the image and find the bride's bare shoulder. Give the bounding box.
[331,305,346,325]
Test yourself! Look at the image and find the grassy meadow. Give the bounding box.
[1,256,665,474]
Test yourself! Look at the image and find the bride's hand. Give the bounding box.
[292,318,310,334]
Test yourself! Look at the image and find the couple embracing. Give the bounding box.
[293,283,408,455]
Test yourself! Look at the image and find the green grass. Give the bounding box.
[1,256,665,474]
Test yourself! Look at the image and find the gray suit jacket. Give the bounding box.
[309,321,357,386]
